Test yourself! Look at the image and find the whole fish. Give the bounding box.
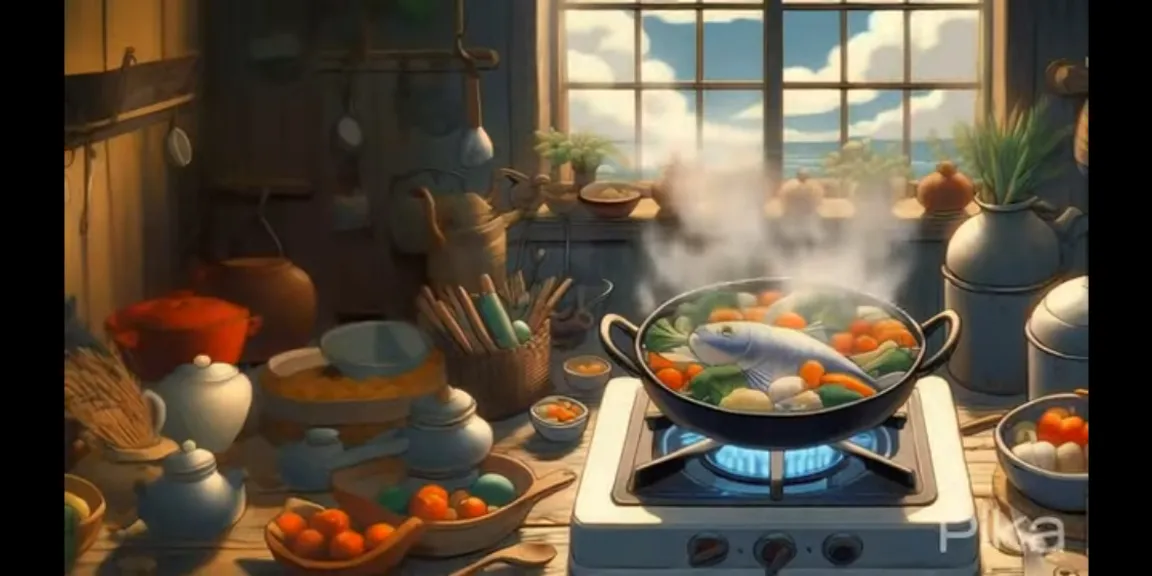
[688,321,875,392]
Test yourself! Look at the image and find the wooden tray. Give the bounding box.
[265,498,426,576]
[992,465,1086,542]
[331,454,576,558]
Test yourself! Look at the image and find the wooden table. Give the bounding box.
[74,381,1026,576]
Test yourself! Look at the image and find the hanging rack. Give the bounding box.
[315,0,499,75]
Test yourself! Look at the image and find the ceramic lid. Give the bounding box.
[410,387,477,426]
[1027,276,1088,357]
[168,355,240,384]
[162,440,217,478]
[304,428,341,446]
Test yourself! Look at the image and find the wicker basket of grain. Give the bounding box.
[259,347,447,447]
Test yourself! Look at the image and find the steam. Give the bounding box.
[637,159,916,312]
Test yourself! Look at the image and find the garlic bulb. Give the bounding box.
[766,376,807,403]
[1056,442,1086,474]
[1013,441,1057,471]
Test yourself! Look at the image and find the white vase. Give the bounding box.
[156,355,253,453]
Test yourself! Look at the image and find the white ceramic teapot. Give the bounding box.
[156,355,252,453]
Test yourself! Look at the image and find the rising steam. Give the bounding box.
[636,159,916,313]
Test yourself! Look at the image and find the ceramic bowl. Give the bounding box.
[563,355,612,393]
[65,474,107,559]
[530,395,590,443]
[579,182,642,219]
[994,392,1088,512]
[320,321,431,380]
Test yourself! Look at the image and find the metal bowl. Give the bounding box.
[994,392,1088,512]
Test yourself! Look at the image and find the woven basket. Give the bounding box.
[443,321,553,421]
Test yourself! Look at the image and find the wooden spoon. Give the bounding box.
[447,542,558,576]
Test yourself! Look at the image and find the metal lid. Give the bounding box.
[410,387,477,426]
[1027,276,1088,357]
[162,440,217,478]
[304,428,341,447]
[168,355,240,384]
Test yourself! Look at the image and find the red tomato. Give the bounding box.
[1035,412,1065,444]
[1057,416,1087,446]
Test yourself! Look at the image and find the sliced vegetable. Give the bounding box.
[861,346,915,376]
[644,318,689,352]
[718,388,775,413]
[656,367,686,391]
[673,316,694,334]
[830,332,855,354]
[819,373,876,397]
[815,384,865,407]
[853,335,879,353]
[848,340,897,366]
[687,365,748,405]
[1009,421,1037,446]
[708,308,744,323]
[798,360,825,388]
[773,312,807,329]
[648,352,675,371]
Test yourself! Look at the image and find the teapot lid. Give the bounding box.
[411,387,477,426]
[1027,276,1088,357]
[162,440,217,478]
[167,355,240,383]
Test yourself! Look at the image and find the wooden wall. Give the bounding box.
[63,0,201,332]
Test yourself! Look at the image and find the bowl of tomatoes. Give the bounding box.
[265,498,426,576]
[994,390,1088,512]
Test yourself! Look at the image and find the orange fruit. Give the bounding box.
[414,484,449,502]
[364,523,396,550]
[275,511,307,541]
[456,496,488,519]
[290,528,326,560]
[329,530,366,561]
[409,493,450,521]
[309,509,351,538]
[684,364,705,381]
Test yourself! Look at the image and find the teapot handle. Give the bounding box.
[1033,200,1089,274]
[141,389,167,436]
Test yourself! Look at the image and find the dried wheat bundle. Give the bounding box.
[63,348,156,450]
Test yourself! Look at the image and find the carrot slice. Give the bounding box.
[648,352,675,371]
[798,360,825,388]
[819,373,876,397]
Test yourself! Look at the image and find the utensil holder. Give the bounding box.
[443,321,552,421]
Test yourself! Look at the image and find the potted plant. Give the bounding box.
[534,128,626,188]
[822,139,911,203]
[941,98,1087,395]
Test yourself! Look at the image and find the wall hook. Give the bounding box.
[114,47,139,122]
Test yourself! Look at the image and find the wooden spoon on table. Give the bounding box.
[447,542,558,576]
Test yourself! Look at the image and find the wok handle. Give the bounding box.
[914,310,961,376]
[599,313,644,376]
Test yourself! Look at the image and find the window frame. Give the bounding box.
[557,1,990,179]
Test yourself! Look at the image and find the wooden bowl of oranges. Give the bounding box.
[265,498,426,576]
[331,454,577,558]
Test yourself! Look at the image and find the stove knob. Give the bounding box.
[754,533,796,571]
[823,533,864,566]
[686,533,728,567]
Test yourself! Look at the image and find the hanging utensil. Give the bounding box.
[166,115,193,168]
[455,0,493,168]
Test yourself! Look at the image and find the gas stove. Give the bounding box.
[569,377,979,575]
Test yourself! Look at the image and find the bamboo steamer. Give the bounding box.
[258,347,447,447]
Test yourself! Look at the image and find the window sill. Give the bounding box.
[509,198,977,243]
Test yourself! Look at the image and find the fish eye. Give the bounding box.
[719,325,734,337]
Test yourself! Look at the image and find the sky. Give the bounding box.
[564,0,981,170]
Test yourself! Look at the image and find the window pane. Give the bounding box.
[569,90,636,174]
[847,89,901,141]
[783,89,840,180]
[641,90,695,174]
[599,141,639,181]
[642,11,696,81]
[909,89,977,179]
[847,11,903,82]
[703,11,763,80]
[910,10,979,81]
[702,91,763,170]
[565,10,635,83]
[783,11,840,82]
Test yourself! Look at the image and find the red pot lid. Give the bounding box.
[113,292,248,330]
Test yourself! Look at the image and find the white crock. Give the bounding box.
[156,355,253,453]
[1026,276,1088,399]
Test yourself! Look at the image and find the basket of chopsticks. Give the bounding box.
[416,273,572,421]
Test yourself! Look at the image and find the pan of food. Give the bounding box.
[599,278,960,450]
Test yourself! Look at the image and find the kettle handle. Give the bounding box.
[141,389,167,436]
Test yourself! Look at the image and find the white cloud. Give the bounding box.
[565,7,979,169]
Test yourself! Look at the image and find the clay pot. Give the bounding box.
[193,258,317,364]
[105,293,261,382]
[916,161,974,212]
[778,169,825,216]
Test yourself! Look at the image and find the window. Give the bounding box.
[560,1,984,185]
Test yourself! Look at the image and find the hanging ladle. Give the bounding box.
[456,0,493,168]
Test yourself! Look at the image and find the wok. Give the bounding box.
[599,278,960,450]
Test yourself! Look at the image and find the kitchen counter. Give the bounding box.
[74,381,1027,575]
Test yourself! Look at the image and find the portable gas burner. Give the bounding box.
[569,377,979,575]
